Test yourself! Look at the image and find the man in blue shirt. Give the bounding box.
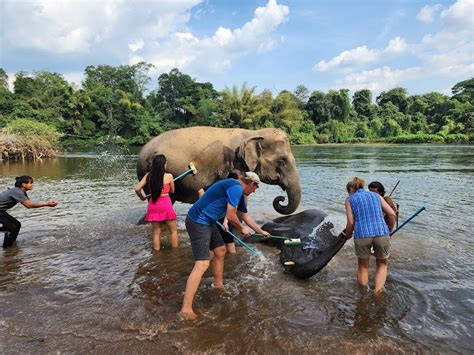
[180,172,270,320]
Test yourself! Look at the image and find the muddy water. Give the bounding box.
[0,145,472,353]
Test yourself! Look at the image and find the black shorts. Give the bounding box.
[185,216,225,260]
[217,218,235,244]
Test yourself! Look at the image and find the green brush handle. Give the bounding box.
[253,233,289,240]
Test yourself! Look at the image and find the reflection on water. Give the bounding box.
[0,145,473,353]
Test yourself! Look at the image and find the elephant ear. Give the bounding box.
[239,136,264,171]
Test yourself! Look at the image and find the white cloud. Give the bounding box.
[416,4,443,23]
[335,66,421,92]
[440,0,474,29]
[313,37,408,72]
[62,72,85,88]
[2,0,202,54]
[385,36,408,54]
[314,46,379,72]
[128,40,144,52]
[132,0,289,76]
[317,0,473,93]
[3,0,288,79]
[6,73,16,92]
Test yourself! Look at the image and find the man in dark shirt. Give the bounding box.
[1,175,58,248]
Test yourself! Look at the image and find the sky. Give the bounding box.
[1,0,473,96]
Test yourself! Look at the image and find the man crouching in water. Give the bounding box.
[180,172,270,320]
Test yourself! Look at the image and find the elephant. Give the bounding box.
[136,126,301,215]
[245,209,346,279]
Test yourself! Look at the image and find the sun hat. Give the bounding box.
[242,171,261,186]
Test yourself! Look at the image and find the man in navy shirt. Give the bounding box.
[180,172,269,320]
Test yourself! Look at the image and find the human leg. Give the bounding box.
[151,222,162,251]
[1,212,21,248]
[181,260,210,319]
[357,258,370,287]
[209,225,226,289]
[225,242,237,254]
[373,236,390,293]
[354,238,372,287]
[181,217,214,319]
[164,219,179,248]
[210,245,226,289]
[374,259,388,293]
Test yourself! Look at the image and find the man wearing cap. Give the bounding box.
[180,171,270,320]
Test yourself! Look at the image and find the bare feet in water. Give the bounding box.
[212,283,225,292]
[179,310,198,321]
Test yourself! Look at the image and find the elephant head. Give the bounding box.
[237,128,301,215]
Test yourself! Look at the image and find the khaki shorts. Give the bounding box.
[354,236,390,259]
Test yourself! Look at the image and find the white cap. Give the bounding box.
[242,171,261,185]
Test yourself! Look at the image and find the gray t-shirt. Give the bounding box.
[0,187,29,211]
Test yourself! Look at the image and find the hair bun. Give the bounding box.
[15,176,20,180]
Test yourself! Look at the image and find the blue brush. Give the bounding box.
[215,220,262,257]
[390,205,426,236]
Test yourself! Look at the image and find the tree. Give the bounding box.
[327,89,351,122]
[451,77,474,103]
[376,87,408,114]
[305,91,330,125]
[353,89,373,118]
[294,85,309,109]
[153,68,217,126]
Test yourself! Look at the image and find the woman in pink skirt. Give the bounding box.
[135,154,178,251]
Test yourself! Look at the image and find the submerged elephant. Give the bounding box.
[254,209,346,279]
[137,126,301,215]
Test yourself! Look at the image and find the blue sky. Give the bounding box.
[1,0,472,96]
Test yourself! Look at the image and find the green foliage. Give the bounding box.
[388,133,445,143]
[0,65,471,151]
[1,118,62,159]
[3,118,62,141]
[353,89,373,118]
[376,87,408,113]
[444,133,469,144]
[451,77,474,103]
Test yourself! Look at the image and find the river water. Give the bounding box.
[0,144,472,353]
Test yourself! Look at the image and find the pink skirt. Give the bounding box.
[145,195,176,222]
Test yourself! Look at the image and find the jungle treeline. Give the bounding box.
[0,63,472,157]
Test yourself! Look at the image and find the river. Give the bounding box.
[0,144,472,353]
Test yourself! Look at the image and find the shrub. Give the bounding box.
[444,134,469,143]
[388,133,445,143]
[0,118,62,160]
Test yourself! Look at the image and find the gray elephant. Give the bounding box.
[136,126,301,215]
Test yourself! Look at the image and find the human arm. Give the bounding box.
[239,212,270,237]
[198,188,205,198]
[167,173,175,194]
[343,198,354,239]
[22,200,58,208]
[134,173,148,201]
[380,196,396,231]
[384,196,397,214]
[225,204,252,237]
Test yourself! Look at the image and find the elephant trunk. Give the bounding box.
[273,173,301,215]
